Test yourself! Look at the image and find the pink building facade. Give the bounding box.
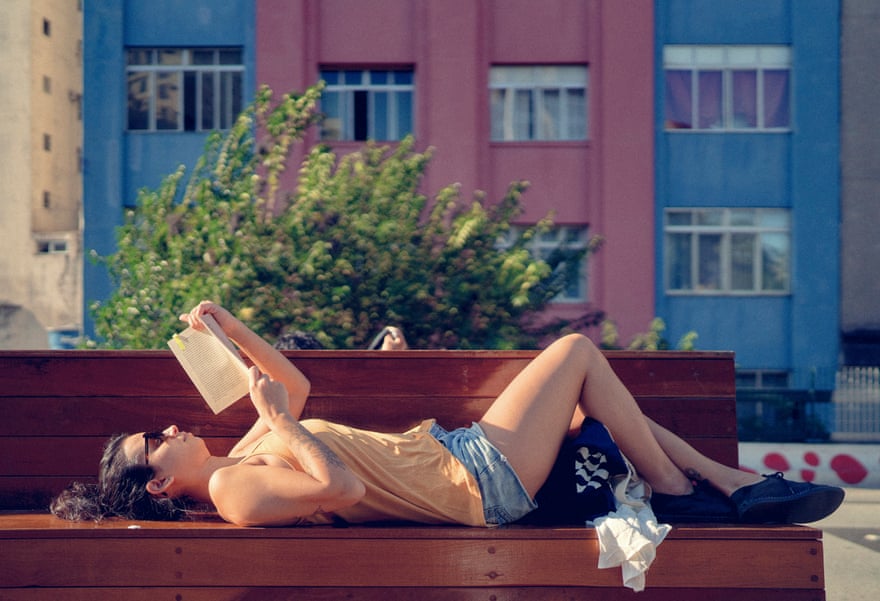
[256,0,655,340]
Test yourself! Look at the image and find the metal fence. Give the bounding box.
[830,366,880,442]
[736,366,880,443]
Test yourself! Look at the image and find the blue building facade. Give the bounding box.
[83,0,255,333]
[82,0,841,390]
[654,0,840,389]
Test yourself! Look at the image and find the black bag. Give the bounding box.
[519,417,629,525]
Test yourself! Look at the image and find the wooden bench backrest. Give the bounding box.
[0,350,736,510]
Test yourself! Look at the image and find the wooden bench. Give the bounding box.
[0,350,827,600]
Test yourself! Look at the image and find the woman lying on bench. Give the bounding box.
[52,301,844,527]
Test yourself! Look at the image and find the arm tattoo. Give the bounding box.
[282,422,348,477]
[684,468,705,482]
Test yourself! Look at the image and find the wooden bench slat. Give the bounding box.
[0,395,736,437]
[0,534,823,589]
[0,587,827,601]
[0,350,735,398]
[0,513,824,539]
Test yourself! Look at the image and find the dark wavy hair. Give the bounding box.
[50,433,190,522]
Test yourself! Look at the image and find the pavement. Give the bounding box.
[811,487,880,600]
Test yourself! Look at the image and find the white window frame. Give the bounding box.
[498,225,590,303]
[490,65,588,142]
[126,48,244,132]
[319,69,414,141]
[663,45,792,132]
[664,207,791,295]
[35,238,69,255]
[736,369,790,390]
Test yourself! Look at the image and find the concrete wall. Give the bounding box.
[0,0,82,348]
[740,442,880,489]
[840,0,880,363]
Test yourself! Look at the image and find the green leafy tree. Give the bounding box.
[599,318,698,351]
[91,85,592,349]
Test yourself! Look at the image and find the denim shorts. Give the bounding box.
[429,421,538,526]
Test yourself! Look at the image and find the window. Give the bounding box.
[498,226,590,302]
[319,69,414,141]
[36,239,68,254]
[43,18,51,37]
[665,208,790,294]
[664,46,791,131]
[43,191,51,209]
[490,66,587,141]
[736,370,789,389]
[126,48,244,132]
[43,134,51,151]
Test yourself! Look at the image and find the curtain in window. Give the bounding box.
[732,70,757,128]
[697,71,722,129]
[665,70,692,129]
[763,70,790,128]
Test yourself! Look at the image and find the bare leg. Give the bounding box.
[646,418,761,496]
[478,334,693,498]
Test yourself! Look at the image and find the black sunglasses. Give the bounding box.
[142,431,166,465]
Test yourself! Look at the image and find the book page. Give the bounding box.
[167,314,250,414]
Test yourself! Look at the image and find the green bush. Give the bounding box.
[90,85,594,349]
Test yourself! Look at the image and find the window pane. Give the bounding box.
[758,209,789,228]
[353,89,368,140]
[219,49,242,65]
[697,234,722,289]
[566,88,586,139]
[320,90,343,140]
[666,233,692,290]
[157,49,183,65]
[372,91,388,140]
[732,70,757,128]
[394,70,413,85]
[666,210,692,226]
[230,71,242,125]
[665,70,693,129]
[370,71,388,85]
[127,49,152,65]
[514,89,532,139]
[183,71,197,131]
[193,50,214,65]
[736,372,758,388]
[761,372,790,388]
[201,72,215,130]
[540,89,560,139]
[490,89,506,140]
[220,71,236,129]
[321,70,339,85]
[127,72,150,129]
[396,90,413,138]
[155,71,180,130]
[764,69,790,128]
[696,208,723,226]
[729,209,756,226]
[762,232,789,291]
[731,233,755,290]
[697,71,722,129]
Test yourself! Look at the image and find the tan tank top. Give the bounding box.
[241,418,487,527]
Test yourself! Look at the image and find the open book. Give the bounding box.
[167,314,250,414]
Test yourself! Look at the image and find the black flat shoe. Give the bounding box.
[730,472,845,524]
[651,480,739,523]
